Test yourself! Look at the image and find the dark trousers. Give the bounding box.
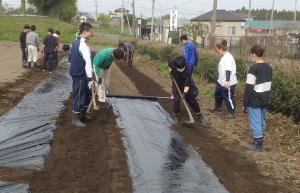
[44,53,54,71]
[172,84,200,114]
[215,82,236,113]
[21,47,27,61]
[72,79,91,113]
[127,50,135,66]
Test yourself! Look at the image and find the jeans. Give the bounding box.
[247,107,267,138]
[215,82,236,114]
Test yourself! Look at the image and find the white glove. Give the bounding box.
[88,81,93,89]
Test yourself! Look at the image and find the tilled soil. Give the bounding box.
[116,57,295,193]
[0,64,134,193]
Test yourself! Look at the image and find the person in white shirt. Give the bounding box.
[210,39,238,119]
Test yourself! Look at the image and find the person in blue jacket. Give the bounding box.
[70,22,93,127]
[180,34,199,73]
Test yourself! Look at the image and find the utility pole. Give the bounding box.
[150,0,155,41]
[121,0,124,34]
[210,0,217,48]
[95,1,98,22]
[247,0,251,21]
[294,0,298,24]
[21,0,26,15]
[132,0,136,36]
[269,0,275,35]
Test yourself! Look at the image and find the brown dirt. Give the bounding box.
[0,63,134,193]
[115,53,299,193]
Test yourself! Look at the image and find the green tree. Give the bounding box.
[182,21,208,45]
[98,13,111,27]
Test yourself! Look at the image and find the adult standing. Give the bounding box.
[93,48,125,103]
[20,24,30,68]
[26,25,39,69]
[180,34,199,73]
[70,23,93,127]
[42,28,58,73]
[210,39,237,119]
[244,45,272,151]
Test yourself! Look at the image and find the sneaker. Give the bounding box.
[173,113,181,122]
[249,137,263,152]
[196,113,209,126]
[209,107,221,113]
[80,111,92,123]
[226,112,235,119]
[72,113,86,127]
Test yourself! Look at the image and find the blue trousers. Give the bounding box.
[247,107,267,138]
[215,82,236,113]
[72,79,91,113]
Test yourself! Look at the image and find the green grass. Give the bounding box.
[0,15,77,43]
[94,27,130,35]
[158,62,170,77]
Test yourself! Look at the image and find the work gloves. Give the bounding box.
[88,81,93,89]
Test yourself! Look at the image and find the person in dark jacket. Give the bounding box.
[42,28,58,73]
[70,23,93,127]
[169,56,208,126]
[180,34,199,73]
[20,24,30,68]
[244,45,272,151]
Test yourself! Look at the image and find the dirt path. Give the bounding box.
[0,43,25,83]
[115,54,298,193]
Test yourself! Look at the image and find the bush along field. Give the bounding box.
[120,37,300,154]
[0,16,77,43]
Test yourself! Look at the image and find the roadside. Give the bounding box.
[115,53,300,193]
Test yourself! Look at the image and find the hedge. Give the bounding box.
[119,37,300,121]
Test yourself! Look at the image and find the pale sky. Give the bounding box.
[4,0,299,19]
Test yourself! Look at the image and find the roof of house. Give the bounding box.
[115,8,129,13]
[246,20,300,30]
[191,10,245,22]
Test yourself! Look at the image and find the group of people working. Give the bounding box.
[70,22,134,127]
[20,24,61,73]
[70,22,272,152]
[176,35,272,151]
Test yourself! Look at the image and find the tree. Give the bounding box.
[98,13,111,27]
[182,21,209,46]
[28,0,76,22]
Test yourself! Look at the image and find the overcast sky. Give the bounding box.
[4,0,299,19]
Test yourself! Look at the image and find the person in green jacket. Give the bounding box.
[93,47,125,103]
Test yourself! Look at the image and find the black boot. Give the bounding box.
[80,111,92,123]
[27,62,32,69]
[196,112,209,126]
[72,113,86,127]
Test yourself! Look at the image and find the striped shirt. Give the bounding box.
[244,63,272,108]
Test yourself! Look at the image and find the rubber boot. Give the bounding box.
[72,113,86,127]
[196,112,209,126]
[33,62,38,71]
[80,110,92,123]
[249,137,263,152]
